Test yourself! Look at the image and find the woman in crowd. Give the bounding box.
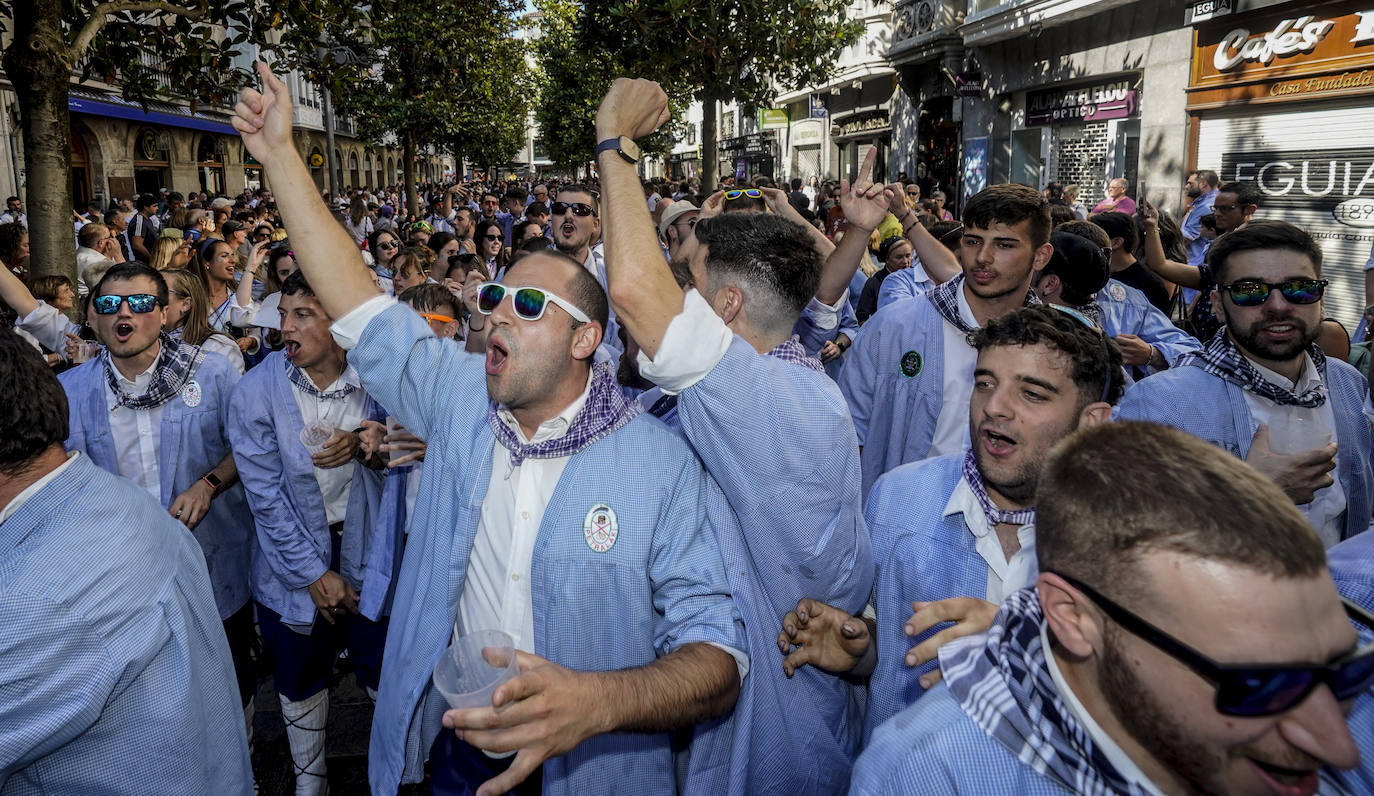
[150,235,193,271]
[473,218,507,277]
[390,246,432,294]
[366,227,402,293]
[29,275,77,315]
[1,221,29,277]
[162,268,245,374]
[346,196,374,246]
[192,238,256,352]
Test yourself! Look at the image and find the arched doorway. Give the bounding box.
[133,127,171,197]
[196,135,226,195]
[71,126,93,211]
[333,148,343,194]
[386,157,394,189]
[348,151,360,191]
[364,151,373,191]
[308,147,325,191]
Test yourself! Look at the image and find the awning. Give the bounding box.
[69,96,236,136]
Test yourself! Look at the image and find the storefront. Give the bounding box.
[668,151,700,181]
[718,131,777,182]
[1188,0,1374,325]
[1009,74,1143,209]
[831,108,892,184]
[789,118,825,183]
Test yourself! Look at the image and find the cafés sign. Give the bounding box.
[1214,12,1374,72]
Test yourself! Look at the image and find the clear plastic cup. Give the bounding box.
[299,420,335,456]
[1267,412,1333,455]
[71,341,100,364]
[432,629,518,710]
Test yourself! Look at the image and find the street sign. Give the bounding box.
[1186,0,1234,25]
[955,72,983,97]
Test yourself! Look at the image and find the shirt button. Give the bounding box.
[520,511,530,520]
[511,574,520,582]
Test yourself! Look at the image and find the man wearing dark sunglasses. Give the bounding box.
[852,422,1374,795]
[0,328,254,793]
[596,77,876,795]
[232,62,744,796]
[52,262,259,740]
[551,184,624,364]
[1119,221,1374,548]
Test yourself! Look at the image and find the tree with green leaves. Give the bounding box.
[533,0,860,187]
[2,1,363,282]
[326,0,534,216]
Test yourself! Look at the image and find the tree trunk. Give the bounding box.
[4,0,77,284]
[402,131,419,221]
[701,92,719,191]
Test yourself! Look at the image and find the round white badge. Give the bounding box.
[181,380,203,408]
[1108,283,1127,302]
[583,503,619,553]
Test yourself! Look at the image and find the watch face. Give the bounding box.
[620,137,641,162]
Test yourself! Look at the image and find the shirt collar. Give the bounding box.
[305,364,362,395]
[0,451,80,526]
[498,369,594,446]
[1249,352,1321,394]
[1041,623,1168,796]
[114,346,162,392]
[956,280,980,330]
[944,476,992,539]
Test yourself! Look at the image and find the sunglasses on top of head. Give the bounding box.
[475,282,590,323]
[723,189,763,201]
[1054,572,1374,717]
[1220,278,1327,308]
[92,293,160,314]
[551,201,596,218]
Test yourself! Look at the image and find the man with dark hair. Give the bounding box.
[227,268,389,795]
[851,421,1374,795]
[52,260,257,738]
[103,207,133,263]
[842,183,1052,496]
[233,63,745,796]
[523,201,550,240]
[1089,210,1171,314]
[129,193,162,263]
[597,78,875,795]
[1183,169,1221,266]
[0,195,25,228]
[1119,220,1373,547]
[500,187,527,244]
[781,305,1120,740]
[0,327,253,793]
[551,182,622,364]
[1055,220,1199,375]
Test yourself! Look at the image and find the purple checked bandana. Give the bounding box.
[963,447,1036,528]
[769,335,825,373]
[489,361,642,466]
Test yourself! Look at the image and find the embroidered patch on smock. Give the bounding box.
[181,379,203,408]
[583,504,619,553]
[900,350,923,378]
[1108,283,1127,302]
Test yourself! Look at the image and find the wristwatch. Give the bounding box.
[595,136,641,164]
[201,472,223,496]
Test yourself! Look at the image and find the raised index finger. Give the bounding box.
[856,146,877,187]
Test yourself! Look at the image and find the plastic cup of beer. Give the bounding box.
[432,629,518,710]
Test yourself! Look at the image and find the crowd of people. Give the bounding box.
[2,63,1373,796]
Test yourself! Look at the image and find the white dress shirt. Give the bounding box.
[458,372,592,653]
[637,288,735,394]
[105,354,166,498]
[1042,623,1167,796]
[287,366,367,525]
[943,475,1037,604]
[1241,354,1345,548]
[929,287,979,458]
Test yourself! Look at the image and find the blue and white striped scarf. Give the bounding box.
[1177,328,1327,408]
[939,589,1145,795]
[101,332,206,410]
[929,273,1041,335]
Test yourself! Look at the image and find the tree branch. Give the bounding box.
[69,1,207,61]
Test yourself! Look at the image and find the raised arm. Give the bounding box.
[815,149,892,305]
[0,263,39,317]
[886,184,960,284]
[231,63,377,319]
[1139,200,1201,289]
[596,79,682,359]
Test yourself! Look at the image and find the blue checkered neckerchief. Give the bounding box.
[940,589,1146,796]
[489,360,641,467]
[285,357,359,401]
[962,447,1036,528]
[929,273,1041,335]
[1177,328,1327,408]
[102,332,206,410]
[768,335,825,373]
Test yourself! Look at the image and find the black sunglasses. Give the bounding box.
[551,201,596,218]
[92,293,160,314]
[1220,278,1327,308]
[1055,572,1374,717]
